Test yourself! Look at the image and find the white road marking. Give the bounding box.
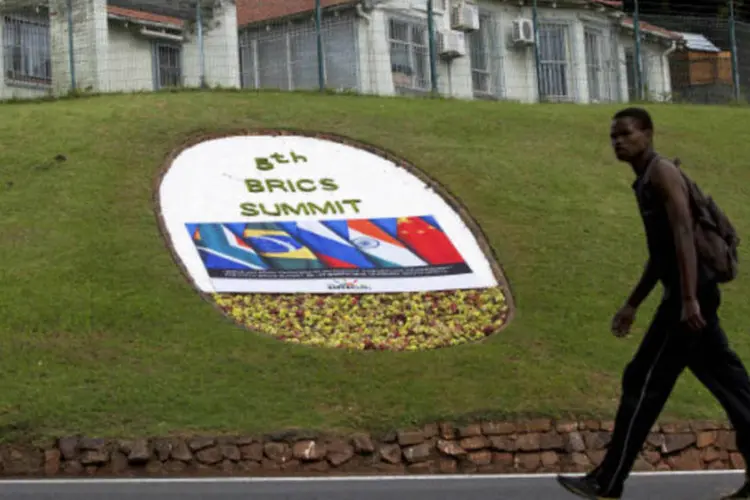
[0,469,744,485]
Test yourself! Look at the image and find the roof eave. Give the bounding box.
[238,0,358,29]
[619,22,680,44]
[107,13,184,31]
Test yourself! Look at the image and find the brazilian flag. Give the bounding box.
[242,222,325,270]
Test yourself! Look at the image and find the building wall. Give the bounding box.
[106,1,239,92]
[357,8,386,95]
[617,33,674,102]
[368,0,674,103]
[48,0,109,95]
[3,0,674,103]
[182,0,240,89]
[106,22,154,91]
[106,17,240,93]
[2,0,238,100]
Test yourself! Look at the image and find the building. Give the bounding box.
[2,0,682,103]
[236,0,681,103]
[669,31,734,104]
[1,0,240,100]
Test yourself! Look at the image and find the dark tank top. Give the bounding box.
[632,152,681,288]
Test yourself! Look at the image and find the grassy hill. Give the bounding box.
[2,90,750,442]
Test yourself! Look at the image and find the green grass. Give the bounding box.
[2,90,750,443]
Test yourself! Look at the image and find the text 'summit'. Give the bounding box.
[239,151,362,217]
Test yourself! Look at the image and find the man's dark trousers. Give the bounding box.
[593,281,750,494]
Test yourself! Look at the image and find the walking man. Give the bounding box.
[556,107,750,499]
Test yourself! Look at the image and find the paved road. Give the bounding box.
[0,472,746,499]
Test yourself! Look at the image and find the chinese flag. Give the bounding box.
[395,217,465,265]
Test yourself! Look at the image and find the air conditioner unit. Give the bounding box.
[450,1,479,32]
[511,18,535,45]
[437,30,466,58]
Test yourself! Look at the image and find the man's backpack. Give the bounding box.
[674,157,740,283]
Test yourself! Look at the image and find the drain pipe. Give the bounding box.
[660,38,677,101]
[355,1,373,93]
[661,39,677,59]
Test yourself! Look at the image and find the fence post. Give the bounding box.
[632,0,643,101]
[427,0,438,95]
[66,0,76,91]
[729,0,741,102]
[197,0,206,88]
[315,0,325,91]
[531,0,543,101]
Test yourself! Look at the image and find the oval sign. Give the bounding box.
[157,131,503,295]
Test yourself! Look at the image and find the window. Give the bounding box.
[289,27,319,90]
[388,18,430,93]
[538,22,571,101]
[153,42,182,89]
[256,32,289,89]
[323,19,359,91]
[2,14,51,86]
[584,27,604,102]
[239,14,359,92]
[469,12,496,97]
[238,31,257,88]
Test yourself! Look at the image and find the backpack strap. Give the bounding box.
[642,152,661,181]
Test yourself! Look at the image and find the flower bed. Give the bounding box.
[214,287,509,351]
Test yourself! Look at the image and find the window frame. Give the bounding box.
[238,13,360,92]
[2,12,52,87]
[537,21,573,102]
[469,11,496,98]
[583,25,605,102]
[152,40,183,90]
[387,16,431,94]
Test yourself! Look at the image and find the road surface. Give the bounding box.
[1,471,746,499]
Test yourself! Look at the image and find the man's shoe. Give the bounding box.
[721,478,750,499]
[556,474,621,499]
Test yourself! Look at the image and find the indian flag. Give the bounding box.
[324,219,427,268]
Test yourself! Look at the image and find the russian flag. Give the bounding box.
[324,218,427,268]
[277,221,375,269]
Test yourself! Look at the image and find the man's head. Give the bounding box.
[610,107,653,163]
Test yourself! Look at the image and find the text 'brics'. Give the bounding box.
[239,151,363,217]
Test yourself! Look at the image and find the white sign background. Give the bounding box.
[158,134,499,293]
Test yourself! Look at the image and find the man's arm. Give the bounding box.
[650,159,705,329]
[625,259,660,309]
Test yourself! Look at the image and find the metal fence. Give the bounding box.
[0,0,747,105]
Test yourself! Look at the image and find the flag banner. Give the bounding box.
[187,215,472,282]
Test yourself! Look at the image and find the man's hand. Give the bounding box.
[681,298,706,331]
[612,304,637,337]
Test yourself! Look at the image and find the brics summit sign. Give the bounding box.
[156,130,500,294]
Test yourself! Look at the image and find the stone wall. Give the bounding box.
[0,419,744,477]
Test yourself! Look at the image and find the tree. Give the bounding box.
[621,0,748,19]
